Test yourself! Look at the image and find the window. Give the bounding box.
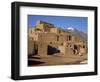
[69,35,72,41]
[57,36,59,41]
[50,42,52,44]
[61,43,63,45]
[83,45,85,48]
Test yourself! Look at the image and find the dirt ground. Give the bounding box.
[28,54,87,66]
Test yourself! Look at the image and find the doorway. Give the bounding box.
[47,45,60,55]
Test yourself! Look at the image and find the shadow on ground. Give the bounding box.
[28,60,45,66]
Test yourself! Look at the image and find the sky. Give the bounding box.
[28,15,88,33]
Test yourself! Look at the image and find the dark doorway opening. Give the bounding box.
[73,45,79,55]
[47,45,60,55]
[74,45,78,49]
[32,49,38,55]
[32,43,38,55]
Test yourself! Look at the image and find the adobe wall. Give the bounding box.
[38,42,48,57]
[38,33,57,42]
[28,20,87,57]
[28,40,35,55]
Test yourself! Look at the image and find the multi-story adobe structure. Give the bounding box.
[28,20,87,57]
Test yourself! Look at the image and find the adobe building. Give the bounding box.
[28,20,87,57]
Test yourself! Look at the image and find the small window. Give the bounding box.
[57,36,59,41]
[61,43,63,45]
[50,42,52,44]
[83,45,85,48]
[69,35,71,41]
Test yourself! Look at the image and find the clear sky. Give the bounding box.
[28,15,88,33]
